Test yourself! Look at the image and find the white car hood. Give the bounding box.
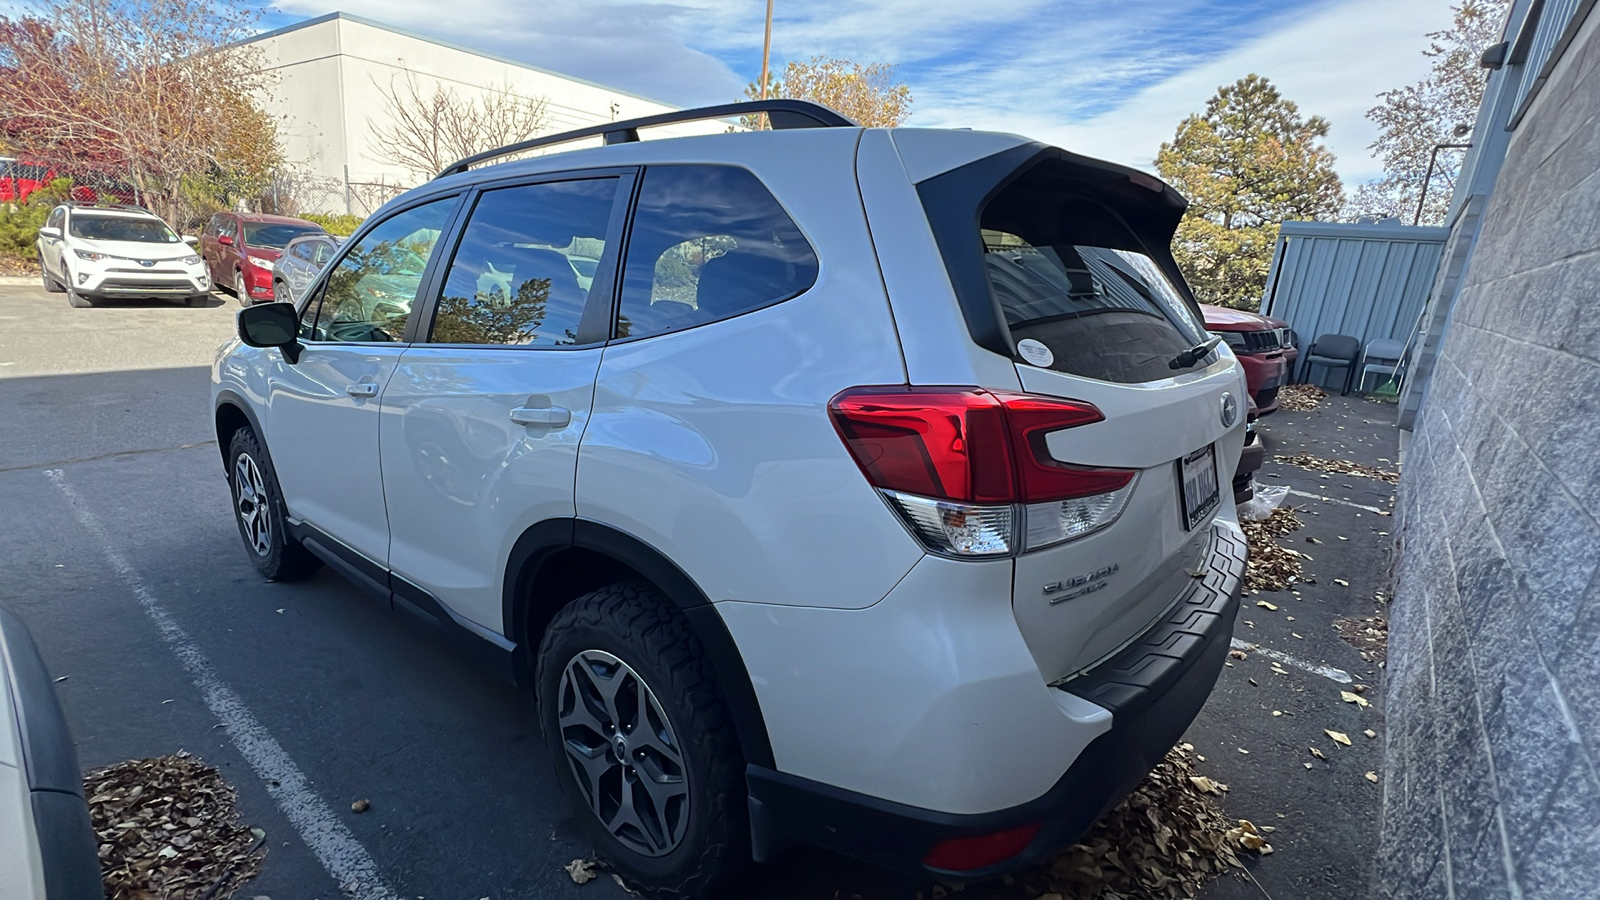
[73,238,194,261]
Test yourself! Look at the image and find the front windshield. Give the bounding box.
[244,223,321,249]
[69,214,179,244]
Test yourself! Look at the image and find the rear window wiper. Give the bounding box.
[1169,335,1223,370]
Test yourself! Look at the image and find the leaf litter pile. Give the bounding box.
[1276,384,1326,411]
[1335,613,1389,661]
[1275,453,1399,485]
[1006,743,1271,899]
[1240,507,1306,592]
[87,752,264,900]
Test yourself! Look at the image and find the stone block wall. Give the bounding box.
[1383,9,1600,899]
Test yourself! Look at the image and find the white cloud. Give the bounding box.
[263,0,1459,186]
[911,0,1460,184]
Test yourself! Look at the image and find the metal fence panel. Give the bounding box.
[1260,221,1449,388]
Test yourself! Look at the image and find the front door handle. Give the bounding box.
[345,383,379,398]
[510,406,571,428]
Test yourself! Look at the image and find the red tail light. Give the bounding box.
[828,387,1132,504]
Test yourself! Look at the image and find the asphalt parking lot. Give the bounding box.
[0,281,1393,899]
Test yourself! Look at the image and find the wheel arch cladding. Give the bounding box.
[506,518,775,769]
[213,393,261,470]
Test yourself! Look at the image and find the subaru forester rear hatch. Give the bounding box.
[915,145,1246,684]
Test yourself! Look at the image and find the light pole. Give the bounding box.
[1413,142,1472,226]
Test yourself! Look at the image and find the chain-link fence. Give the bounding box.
[255,168,414,219]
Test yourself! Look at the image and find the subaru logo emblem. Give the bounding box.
[1220,392,1238,428]
[139,259,155,267]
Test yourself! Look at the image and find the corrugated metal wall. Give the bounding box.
[1259,221,1450,388]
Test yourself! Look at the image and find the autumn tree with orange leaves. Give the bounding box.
[0,0,281,226]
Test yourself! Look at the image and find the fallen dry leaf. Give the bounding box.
[86,752,265,900]
[1277,383,1326,411]
[350,799,370,813]
[1365,729,1377,739]
[565,858,598,885]
[1276,453,1398,484]
[1365,772,1379,783]
[1326,730,1352,746]
[1189,775,1226,795]
[1224,819,1274,855]
[1340,691,1371,708]
[1310,747,1327,760]
[1241,508,1306,592]
[1008,745,1248,899]
[1228,649,1248,660]
[1257,600,1279,611]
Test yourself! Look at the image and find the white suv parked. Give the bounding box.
[37,203,211,307]
[211,100,1248,896]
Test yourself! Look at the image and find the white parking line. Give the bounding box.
[45,469,399,900]
[1229,638,1354,684]
[1286,488,1389,515]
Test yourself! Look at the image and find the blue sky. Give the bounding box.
[265,1,1462,183]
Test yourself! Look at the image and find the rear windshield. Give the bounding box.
[981,228,1201,383]
[923,152,1209,385]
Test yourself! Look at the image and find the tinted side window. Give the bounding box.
[616,166,817,340]
[291,241,315,261]
[304,198,454,343]
[428,178,618,347]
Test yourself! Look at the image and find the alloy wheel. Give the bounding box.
[233,453,272,556]
[557,649,690,857]
[273,280,290,304]
[235,270,248,302]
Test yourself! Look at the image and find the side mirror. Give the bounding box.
[219,234,235,246]
[38,226,61,240]
[238,302,303,363]
[182,234,198,245]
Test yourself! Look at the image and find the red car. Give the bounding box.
[1202,304,1288,415]
[1261,313,1299,374]
[200,212,325,304]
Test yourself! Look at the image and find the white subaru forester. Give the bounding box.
[211,100,1249,896]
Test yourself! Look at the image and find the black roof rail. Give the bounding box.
[435,99,857,179]
[62,200,152,214]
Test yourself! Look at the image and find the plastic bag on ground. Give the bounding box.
[1238,483,1289,521]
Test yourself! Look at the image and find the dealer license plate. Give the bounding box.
[1178,443,1220,531]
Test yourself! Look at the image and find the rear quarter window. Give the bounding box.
[615,165,818,340]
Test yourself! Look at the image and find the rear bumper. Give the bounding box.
[747,523,1246,876]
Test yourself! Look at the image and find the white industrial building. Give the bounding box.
[237,12,716,214]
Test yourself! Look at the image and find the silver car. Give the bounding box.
[271,233,344,304]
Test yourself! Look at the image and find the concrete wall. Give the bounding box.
[1382,6,1600,898]
[241,14,719,206]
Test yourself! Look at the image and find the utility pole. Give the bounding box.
[759,0,774,100]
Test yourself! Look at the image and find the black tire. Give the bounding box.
[39,252,64,292]
[273,279,292,305]
[226,427,322,581]
[66,286,93,308]
[234,269,249,304]
[537,583,749,898]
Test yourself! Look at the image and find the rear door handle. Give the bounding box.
[345,383,379,398]
[510,406,571,428]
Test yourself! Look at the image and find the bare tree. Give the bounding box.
[1349,0,1510,224]
[0,0,282,226]
[368,72,549,179]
